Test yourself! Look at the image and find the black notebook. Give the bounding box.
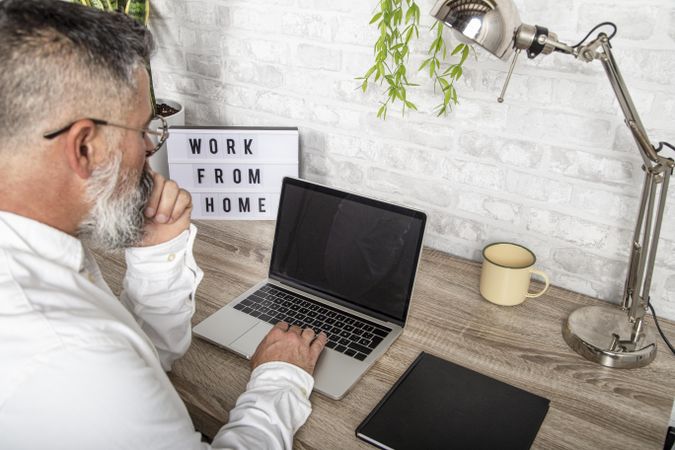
[356,352,549,450]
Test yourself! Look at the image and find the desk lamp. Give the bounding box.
[431,0,675,368]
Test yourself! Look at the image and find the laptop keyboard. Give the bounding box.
[232,284,392,361]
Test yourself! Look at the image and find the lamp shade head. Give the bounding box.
[431,0,521,61]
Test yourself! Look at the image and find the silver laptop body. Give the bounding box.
[194,177,427,399]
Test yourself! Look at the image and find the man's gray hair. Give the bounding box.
[0,0,155,148]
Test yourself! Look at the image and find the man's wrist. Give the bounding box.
[249,361,315,400]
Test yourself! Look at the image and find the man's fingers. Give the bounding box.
[144,171,165,217]
[309,332,328,358]
[143,173,187,224]
[139,172,194,247]
[301,327,316,343]
[170,189,192,223]
[251,327,328,374]
[313,331,328,346]
[274,321,290,331]
[154,180,179,223]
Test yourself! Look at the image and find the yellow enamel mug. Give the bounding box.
[480,242,550,306]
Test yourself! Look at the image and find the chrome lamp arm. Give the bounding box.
[570,33,674,359]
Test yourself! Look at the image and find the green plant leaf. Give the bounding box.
[124,0,149,26]
[404,25,414,42]
[410,3,420,22]
[85,0,109,10]
[382,0,392,13]
[460,44,470,64]
[369,12,382,25]
[377,104,387,119]
[376,49,387,62]
[394,8,402,25]
[404,5,415,23]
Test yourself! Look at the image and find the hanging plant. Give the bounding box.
[357,0,471,119]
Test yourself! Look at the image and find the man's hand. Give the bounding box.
[141,171,192,247]
[251,322,328,375]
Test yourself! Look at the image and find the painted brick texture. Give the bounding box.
[150,0,675,321]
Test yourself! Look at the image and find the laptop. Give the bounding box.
[194,177,427,399]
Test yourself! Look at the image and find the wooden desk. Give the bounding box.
[95,220,675,449]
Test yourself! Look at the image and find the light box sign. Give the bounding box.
[167,126,298,220]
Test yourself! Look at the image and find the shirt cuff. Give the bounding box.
[249,361,315,400]
[124,224,197,280]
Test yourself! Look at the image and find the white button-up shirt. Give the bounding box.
[0,212,314,449]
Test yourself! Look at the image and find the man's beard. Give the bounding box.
[77,152,153,252]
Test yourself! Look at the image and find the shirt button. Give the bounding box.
[167,253,176,262]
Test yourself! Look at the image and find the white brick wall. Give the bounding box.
[150,0,675,322]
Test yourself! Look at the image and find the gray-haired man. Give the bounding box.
[0,1,326,448]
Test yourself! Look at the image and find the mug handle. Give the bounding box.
[525,269,550,298]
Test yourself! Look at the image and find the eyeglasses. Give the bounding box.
[43,115,169,158]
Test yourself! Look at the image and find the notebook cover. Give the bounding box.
[356,352,549,450]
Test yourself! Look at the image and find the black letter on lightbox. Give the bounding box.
[204,197,214,213]
[244,139,253,155]
[189,138,201,155]
[239,197,251,213]
[227,139,236,154]
[248,169,261,184]
[209,138,218,154]
[215,168,224,184]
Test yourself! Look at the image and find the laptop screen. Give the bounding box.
[269,178,427,325]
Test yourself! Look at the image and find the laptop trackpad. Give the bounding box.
[230,321,273,359]
[193,308,260,347]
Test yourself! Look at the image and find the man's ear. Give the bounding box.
[63,119,100,180]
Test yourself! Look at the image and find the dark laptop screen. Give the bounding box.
[269,178,426,325]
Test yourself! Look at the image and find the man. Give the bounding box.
[0,1,327,448]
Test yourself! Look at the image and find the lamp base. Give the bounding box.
[562,305,657,368]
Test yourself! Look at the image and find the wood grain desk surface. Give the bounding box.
[95,220,675,450]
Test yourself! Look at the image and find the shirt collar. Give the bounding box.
[0,211,86,272]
